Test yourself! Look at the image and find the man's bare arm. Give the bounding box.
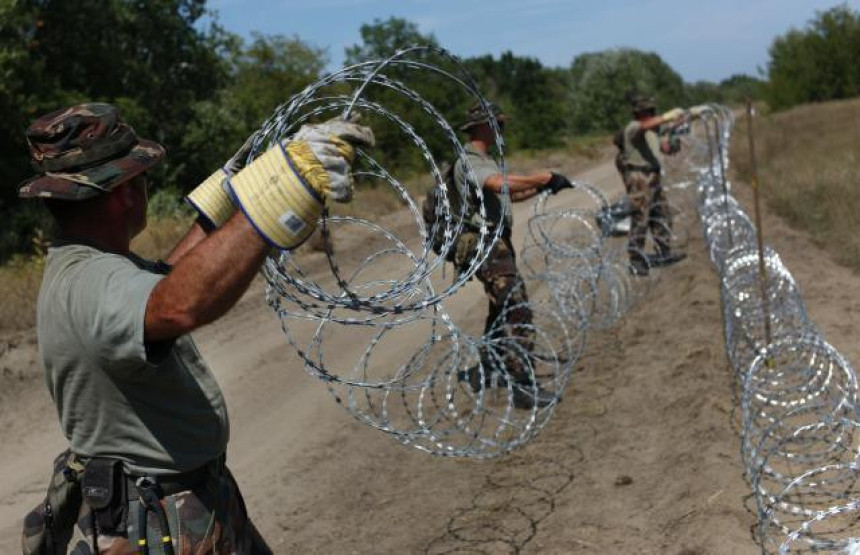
[636,116,667,132]
[165,218,211,265]
[638,108,688,133]
[145,212,268,342]
[483,171,552,194]
[510,188,541,202]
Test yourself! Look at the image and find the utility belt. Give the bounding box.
[23,450,226,555]
[125,454,225,496]
[90,455,227,554]
[623,163,660,174]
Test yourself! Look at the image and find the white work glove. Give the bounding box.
[186,131,260,228]
[661,107,686,123]
[288,119,376,202]
[227,117,375,249]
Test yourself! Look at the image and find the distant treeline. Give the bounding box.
[0,1,856,261]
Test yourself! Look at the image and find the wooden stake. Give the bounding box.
[746,101,773,352]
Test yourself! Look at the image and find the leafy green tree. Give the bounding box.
[181,33,327,187]
[765,4,860,110]
[685,75,763,106]
[717,74,765,105]
[345,17,438,65]
[687,80,724,105]
[343,18,460,173]
[567,48,687,134]
[28,0,235,184]
[344,19,569,168]
[0,0,233,260]
[465,52,569,150]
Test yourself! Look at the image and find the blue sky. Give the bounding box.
[208,0,858,82]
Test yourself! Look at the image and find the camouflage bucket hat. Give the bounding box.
[459,102,508,132]
[18,102,165,200]
[631,95,656,114]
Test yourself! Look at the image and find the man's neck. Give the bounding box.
[58,224,130,255]
[468,138,490,154]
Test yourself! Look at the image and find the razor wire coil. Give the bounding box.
[690,105,860,552]
[250,45,691,459]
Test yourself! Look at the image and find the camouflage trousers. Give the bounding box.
[623,169,672,257]
[72,466,271,554]
[456,232,535,383]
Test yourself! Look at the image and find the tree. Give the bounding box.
[465,52,569,150]
[567,48,687,134]
[0,0,234,260]
[345,17,438,66]
[343,18,459,173]
[181,33,328,187]
[685,75,764,106]
[717,74,765,105]
[765,4,860,110]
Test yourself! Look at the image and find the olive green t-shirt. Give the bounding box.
[623,120,662,172]
[454,146,512,231]
[37,244,229,475]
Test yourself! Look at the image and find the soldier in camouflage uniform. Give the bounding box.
[454,103,573,409]
[19,103,372,554]
[620,96,689,276]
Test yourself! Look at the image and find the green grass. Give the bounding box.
[731,97,860,269]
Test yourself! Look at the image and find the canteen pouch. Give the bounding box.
[22,450,83,555]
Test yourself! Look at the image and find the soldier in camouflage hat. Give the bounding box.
[19,102,276,554]
[20,98,374,553]
[19,103,165,200]
[451,102,575,409]
[617,94,689,276]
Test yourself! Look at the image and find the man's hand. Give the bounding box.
[286,118,375,202]
[227,117,375,249]
[543,172,574,195]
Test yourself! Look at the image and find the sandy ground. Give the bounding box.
[2,151,859,554]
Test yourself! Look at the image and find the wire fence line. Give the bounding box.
[691,105,860,553]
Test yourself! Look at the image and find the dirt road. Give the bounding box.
[3,152,858,554]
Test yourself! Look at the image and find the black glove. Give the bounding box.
[544,172,574,195]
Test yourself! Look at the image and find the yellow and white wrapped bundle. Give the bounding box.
[227,142,324,249]
[186,168,235,228]
[185,118,374,249]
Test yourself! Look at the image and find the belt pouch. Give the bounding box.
[81,459,127,534]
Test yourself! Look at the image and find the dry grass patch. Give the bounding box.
[131,214,196,260]
[732,97,860,269]
[0,255,43,332]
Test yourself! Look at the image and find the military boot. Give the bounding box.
[512,381,557,409]
[628,255,650,277]
[646,248,687,268]
[457,356,508,393]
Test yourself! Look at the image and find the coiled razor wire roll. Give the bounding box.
[521,178,687,332]
[245,44,698,458]
[688,105,860,551]
[251,45,504,321]
[249,45,581,457]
